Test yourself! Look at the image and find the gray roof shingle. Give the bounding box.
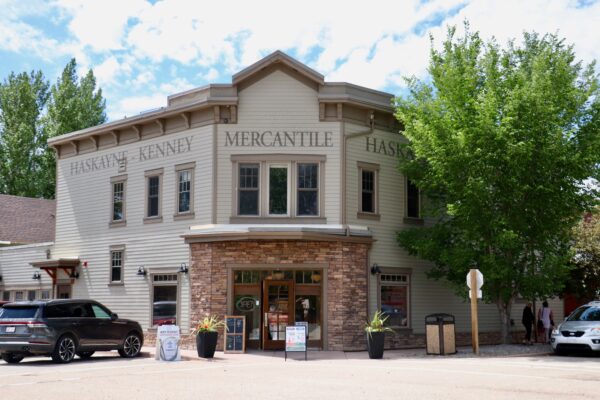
[0,194,55,244]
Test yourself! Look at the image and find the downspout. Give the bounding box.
[340,109,375,323]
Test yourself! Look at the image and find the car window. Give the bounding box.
[567,306,600,322]
[91,304,112,319]
[0,306,39,319]
[71,303,93,318]
[45,304,70,318]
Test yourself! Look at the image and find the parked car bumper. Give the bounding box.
[551,334,600,352]
[0,340,53,355]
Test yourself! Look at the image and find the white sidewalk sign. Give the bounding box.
[155,325,181,361]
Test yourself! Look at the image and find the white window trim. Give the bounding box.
[109,245,125,285]
[267,163,291,217]
[296,162,321,218]
[357,161,380,220]
[144,168,164,223]
[237,162,261,216]
[174,162,196,219]
[377,267,412,329]
[109,174,127,227]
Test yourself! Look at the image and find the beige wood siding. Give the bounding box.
[0,243,53,294]
[53,125,213,331]
[216,69,341,224]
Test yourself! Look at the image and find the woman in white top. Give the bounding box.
[537,301,554,343]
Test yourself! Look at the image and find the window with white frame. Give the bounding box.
[175,162,195,216]
[41,290,51,300]
[110,249,124,283]
[238,163,260,216]
[145,169,163,220]
[152,274,178,327]
[15,291,24,301]
[2,291,10,302]
[268,164,289,215]
[379,271,410,328]
[297,163,319,216]
[27,290,36,301]
[358,162,379,216]
[110,175,127,223]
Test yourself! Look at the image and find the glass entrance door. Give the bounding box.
[262,280,294,350]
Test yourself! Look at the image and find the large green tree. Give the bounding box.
[566,209,600,302]
[0,58,107,198]
[395,25,600,343]
[0,71,49,197]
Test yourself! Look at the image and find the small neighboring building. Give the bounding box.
[0,195,55,302]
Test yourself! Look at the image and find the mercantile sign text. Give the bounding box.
[225,130,333,147]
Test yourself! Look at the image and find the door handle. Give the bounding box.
[264,313,268,327]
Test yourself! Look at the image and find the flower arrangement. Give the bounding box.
[364,310,393,335]
[191,315,225,335]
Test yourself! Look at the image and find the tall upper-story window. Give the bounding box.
[110,175,127,226]
[406,178,420,219]
[269,165,289,216]
[239,164,260,216]
[178,170,191,213]
[297,163,319,216]
[145,168,163,222]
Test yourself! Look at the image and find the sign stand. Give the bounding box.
[285,324,307,361]
[467,269,483,355]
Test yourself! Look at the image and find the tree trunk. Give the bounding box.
[496,299,514,344]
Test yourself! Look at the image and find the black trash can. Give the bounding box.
[425,313,456,355]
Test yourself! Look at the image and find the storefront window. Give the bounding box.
[152,274,177,327]
[235,295,260,340]
[380,273,410,328]
[295,294,321,340]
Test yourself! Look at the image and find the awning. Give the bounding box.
[30,258,80,284]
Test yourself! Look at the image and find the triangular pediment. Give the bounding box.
[232,51,324,87]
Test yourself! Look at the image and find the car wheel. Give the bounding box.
[118,333,141,358]
[52,335,77,363]
[76,351,95,359]
[2,353,24,364]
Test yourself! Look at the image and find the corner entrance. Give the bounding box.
[232,269,323,350]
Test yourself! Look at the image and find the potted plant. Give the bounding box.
[365,310,392,359]
[191,315,225,358]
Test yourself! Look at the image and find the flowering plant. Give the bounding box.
[365,310,393,335]
[191,315,225,335]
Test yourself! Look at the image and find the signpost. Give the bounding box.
[285,325,307,361]
[466,269,484,355]
[155,324,181,361]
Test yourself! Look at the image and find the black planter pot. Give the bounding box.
[366,331,385,359]
[196,331,219,358]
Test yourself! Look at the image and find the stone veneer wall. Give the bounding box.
[179,240,370,351]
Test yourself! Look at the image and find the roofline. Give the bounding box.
[232,50,324,85]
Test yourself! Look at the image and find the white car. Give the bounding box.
[551,301,600,355]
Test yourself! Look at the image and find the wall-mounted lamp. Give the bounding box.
[32,271,41,280]
[136,266,147,277]
[370,264,381,275]
[178,263,188,274]
[69,269,80,279]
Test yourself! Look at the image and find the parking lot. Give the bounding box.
[0,349,599,400]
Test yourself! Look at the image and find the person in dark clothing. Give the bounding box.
[522,302,534,345]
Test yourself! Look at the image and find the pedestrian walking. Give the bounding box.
[521,302,534,345]
[537,300,554,343]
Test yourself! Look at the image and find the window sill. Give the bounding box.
[144,216,163,224]
[357,212,381,221]
[108,282,124,287]
[230,216,327,224]
[403,217,424,226]
[109,220,127,228]
[174,212,195,221]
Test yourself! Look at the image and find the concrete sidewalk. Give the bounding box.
[143,343,553,362]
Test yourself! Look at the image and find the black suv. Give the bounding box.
[0,299,143,364]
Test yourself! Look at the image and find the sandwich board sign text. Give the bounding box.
[285,324,307,361]
[155,324,181,361]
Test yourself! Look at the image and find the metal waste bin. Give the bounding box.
[425,313,456,355]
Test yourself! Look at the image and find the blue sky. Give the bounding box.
[1,0,598,122]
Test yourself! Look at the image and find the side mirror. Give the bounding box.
[111,313,118,321]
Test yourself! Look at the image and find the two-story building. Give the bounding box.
[16,51,562,351]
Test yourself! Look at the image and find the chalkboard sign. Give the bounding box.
[224,315,245,353]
